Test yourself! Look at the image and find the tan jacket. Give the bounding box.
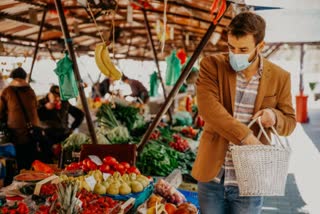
[191,54,296,182]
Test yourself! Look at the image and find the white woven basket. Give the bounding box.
[230,117,291,196]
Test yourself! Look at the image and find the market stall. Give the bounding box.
[0,0,237,213]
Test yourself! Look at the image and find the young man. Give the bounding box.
[192,12,296,213]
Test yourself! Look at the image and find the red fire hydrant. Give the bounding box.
[295,93,308,123]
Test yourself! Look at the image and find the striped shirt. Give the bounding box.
[214,55,263,186]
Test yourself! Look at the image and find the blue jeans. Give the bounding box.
[198,180,263,214]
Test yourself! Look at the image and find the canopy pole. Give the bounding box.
[54,0,98,145]
[299,44,305,95]
[138,3,231,153]
[265,43,282,59]
[142,9,173,121]
[28,9,47,83]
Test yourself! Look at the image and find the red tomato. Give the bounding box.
[99,164,110,173]
[69,162,80,170]
[103,156,118,166]
[127,166,140,174]
[165,203,177,214]
[65,165,74,171]
[9,210,16,214]
[115,163,125,172]
[120,162,130,169]
[82,158,90,166]
[87,161,97,170]
[81,164,90,172]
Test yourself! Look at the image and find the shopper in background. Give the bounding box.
[92,77,112,99]
[0,67,40,170]
[192,12,296,214]
[0,72,8,94]
[121,74,149,104]
[37,85,84,157]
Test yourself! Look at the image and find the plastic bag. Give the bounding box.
[149,71,159,97]
[165,50,181,86]
[173,111,193,126]
[54,53,79,100]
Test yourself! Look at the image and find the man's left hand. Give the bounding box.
[252,108,276,128]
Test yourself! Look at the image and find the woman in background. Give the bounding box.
[0,67,40,170]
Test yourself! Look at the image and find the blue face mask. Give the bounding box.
[229,48,257,72]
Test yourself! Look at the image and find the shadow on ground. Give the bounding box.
[301,109,320,152]
[262,174,309,214]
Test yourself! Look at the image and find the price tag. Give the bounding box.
[103,173,111,181]
[85,176,97,191]
[89,155,103,166]
[75,198,83,208]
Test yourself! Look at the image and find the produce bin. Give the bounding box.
[178,189,200,209]
[79,144,137,166]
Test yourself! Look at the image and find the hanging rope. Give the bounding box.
[161,0,168,53]
[87,3,105,43]
[87,2,119,108]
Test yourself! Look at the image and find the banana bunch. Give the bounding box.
[95,43,122,80]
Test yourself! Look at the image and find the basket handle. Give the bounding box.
[248,117,289,149]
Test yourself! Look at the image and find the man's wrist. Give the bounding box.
[267,108,277,126]
[240,132,253,145]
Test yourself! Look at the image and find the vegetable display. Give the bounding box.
[169,134,190,152]
[65,156,141,175]
[97,104,120,129]
[137,140,196,176]
[61,133,89,152]
[77,189,120,213]
[0,202,29,214]
[137,141,179,176]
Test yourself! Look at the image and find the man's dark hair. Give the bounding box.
[50,85,60,97]
[121,74,129,81]
[227,12,266,45]
[10,67,27,79]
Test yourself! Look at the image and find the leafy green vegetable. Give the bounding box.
[112,103,146,133]
[96,104,119,129]
[137,140,196,176]
[105,126,131,144]
[62,133,90,152]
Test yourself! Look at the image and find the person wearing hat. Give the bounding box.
[37,85,84,158]
[0,67,40,170]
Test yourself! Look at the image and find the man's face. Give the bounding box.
[227,34,264,62]
[48,92,61,103]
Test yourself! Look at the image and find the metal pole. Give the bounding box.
[45,44,56,61]
[299,44,305,95]
[142,9,173,121]
[138,3,231,153]
[54,0,98,144]
[28,9,47,83]
[265,43,282,59]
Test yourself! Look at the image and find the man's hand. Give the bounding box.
[45,102,55,110]
[242,134,262,145]
[252,108,276,128]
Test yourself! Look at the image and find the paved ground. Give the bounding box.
[261,109,320,214]
[301,109,320,152]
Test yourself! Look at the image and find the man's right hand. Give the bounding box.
[242,134,262,145]
[45,102,55,110]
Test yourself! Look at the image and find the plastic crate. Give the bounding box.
[104,183,153,209]
[178,189,200,209]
